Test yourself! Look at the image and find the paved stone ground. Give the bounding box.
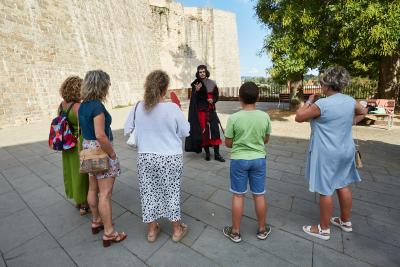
[1,101,400,267]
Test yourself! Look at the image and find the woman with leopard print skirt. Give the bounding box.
[127,70,190,243]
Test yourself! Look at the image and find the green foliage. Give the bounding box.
[255,0,400,83]
[242,76,274,85]
[350,77,378,88]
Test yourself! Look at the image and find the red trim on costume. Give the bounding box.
[207,92,214,109]
[209,139,222,145]
[197,111,222,147]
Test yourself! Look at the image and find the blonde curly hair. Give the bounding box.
[59,76,83,102]
[144,70,170,111]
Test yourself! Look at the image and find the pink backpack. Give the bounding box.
[48,103,77,151]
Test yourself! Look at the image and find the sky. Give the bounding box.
[178,0,271,77]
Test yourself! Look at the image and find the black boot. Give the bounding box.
[214,145,225,162]
[204,147,211,161]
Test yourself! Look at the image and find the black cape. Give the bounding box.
[185,79,221,153]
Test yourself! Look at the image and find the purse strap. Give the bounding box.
[77,108,81,154]
[354,117,359,148]
[132,101,140,131]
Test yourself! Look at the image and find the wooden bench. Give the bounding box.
[365,99,396,129]
[278,93,291,109]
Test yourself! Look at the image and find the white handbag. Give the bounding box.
[127,102,140,147]
[127,128,137,147]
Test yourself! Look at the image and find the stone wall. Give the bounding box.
[0,0,240,128]
[151,2,241,90]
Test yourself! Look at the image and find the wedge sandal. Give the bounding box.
[147,223,161,243]
[172,223,188,242]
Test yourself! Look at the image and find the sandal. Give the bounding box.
[91,220,104,235]
[256,224,272,240]
[147,223,161,243]
[79,207,90,216]
[172,223,188,243]
[302,224,330,240]
[102,231,127,247]
[223,226,241,243]
[330,217,352,232]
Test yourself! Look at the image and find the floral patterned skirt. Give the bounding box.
[137,153,183,223]
[82,140,121,180]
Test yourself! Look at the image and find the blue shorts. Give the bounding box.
[230,158,266,195]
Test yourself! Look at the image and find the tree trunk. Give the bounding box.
[289,80,302,110]
[377,53,400,100]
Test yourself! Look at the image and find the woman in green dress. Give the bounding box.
[59,76,89,215]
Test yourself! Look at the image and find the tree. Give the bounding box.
[255,0,400,99]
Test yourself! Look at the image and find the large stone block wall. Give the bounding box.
[211,9,241,89]
[0,0,240,128]
[0,0,161,127]
[151,2,241,89]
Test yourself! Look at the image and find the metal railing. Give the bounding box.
[220,84,378,102]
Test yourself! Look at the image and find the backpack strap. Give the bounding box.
[63,102,78,141]
[59,102,75,116]
[58,103,63,115]
[65,103,75,117]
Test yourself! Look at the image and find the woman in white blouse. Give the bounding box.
[126,70,190,243]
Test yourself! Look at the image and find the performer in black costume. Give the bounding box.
[185,65,225,162]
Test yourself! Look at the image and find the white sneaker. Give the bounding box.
[330,217,353,232]
[302,224,330,240]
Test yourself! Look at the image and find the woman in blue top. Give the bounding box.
[79,70,126,247]
[295,66,367,241]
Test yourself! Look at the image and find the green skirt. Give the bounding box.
[62,145,88,204]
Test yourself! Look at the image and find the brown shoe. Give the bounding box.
[147,223,161,243]
[172,223,188,242]
[102,231,127,247]
[91,220,104,235]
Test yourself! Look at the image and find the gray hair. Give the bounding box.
[319,66,351,92]
[81,70,111,101]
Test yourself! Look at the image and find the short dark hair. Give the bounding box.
[239,82,259,104]
[195,65,210,79]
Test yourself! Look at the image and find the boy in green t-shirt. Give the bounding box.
[223,82,272,243]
